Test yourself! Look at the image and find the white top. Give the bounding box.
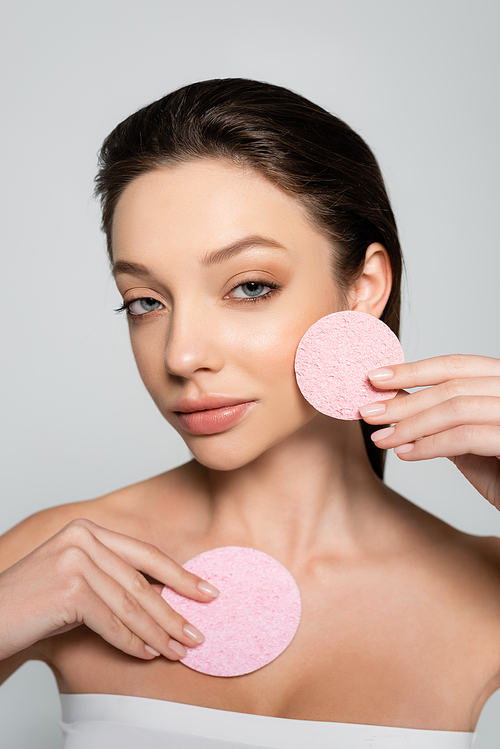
[60,694,476,748]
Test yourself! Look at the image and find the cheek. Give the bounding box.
[239,291,339,364]
[242,295,343,410]
[227,313,311,403]
[128,327,165,397]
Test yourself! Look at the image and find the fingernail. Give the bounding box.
[371,426,395,442]
[394,443,414,455]
[169,640,187,658]
[359,402,387,418]
[183,623,205,644]
[144,645,161,657]
[368,368,394,382]
[197,580,220,597]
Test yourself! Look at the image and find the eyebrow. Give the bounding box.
[200,236,286,268]
[112,260,154,279]
[113,236,287,278]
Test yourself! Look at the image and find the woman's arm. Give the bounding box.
[0,511,217,684]
[360,354,500,507]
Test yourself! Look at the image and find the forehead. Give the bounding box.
[111,159,330,266]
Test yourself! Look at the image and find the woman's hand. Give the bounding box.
[359,354,500,509]
[0,518,218,662]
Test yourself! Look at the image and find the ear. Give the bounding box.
[349,242,392,318]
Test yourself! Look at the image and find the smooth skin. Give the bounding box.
[1,159,500,731]
[0,518,217,665]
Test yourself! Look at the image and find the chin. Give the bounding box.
[183,439,263,472]
[179,415,315,473]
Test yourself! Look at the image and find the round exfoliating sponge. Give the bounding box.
[294,310,404,420]
[161,546,301,677]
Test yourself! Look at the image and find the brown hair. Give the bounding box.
[95,78,403,479]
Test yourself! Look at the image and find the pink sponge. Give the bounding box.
[161,546,301,677]
[294,310,404,420]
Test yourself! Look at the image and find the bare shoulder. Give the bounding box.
[385,485,500,572]
[391,488,500,650]
[383,487,500,625]
[384,490,500,708]
[416,502,500,590]
[439,530,500,715]
[457,530,500,595]
[0,460,203,572]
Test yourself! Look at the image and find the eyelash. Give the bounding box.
[114,299,161,316]
[114,279,281,316]
[230,279,280,304]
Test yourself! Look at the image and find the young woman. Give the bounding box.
[1,79,499,748]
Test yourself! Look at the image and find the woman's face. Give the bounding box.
[112,159,344,470]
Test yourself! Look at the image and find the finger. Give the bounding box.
[386,425,500,462]
[80,553,189,661]
[449,454,500,509]
[55,545,171,660]
[39,622,82,640]
[74,520,219,601]
[370,396,500,450]
[358,388,409,421]
[79,530,206,651]
[360,378,500,425]
[368,355,500,391]
[80,588,163,660]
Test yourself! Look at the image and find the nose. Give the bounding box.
[164,305,224,378]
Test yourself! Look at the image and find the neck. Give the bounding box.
[193,414,387,566]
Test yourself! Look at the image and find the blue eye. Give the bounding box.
[127,297,163,315]
[231,281,279,301]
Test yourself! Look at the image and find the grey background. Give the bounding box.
[1,0,499,746]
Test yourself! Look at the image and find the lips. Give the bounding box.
[173,400,257,435]
[173,396,252,414]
